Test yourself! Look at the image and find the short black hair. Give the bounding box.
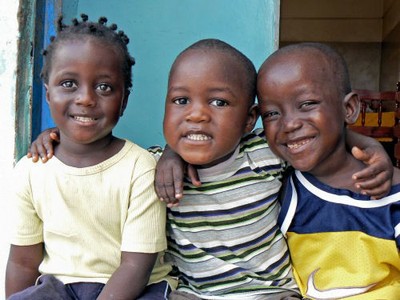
[263,42,351,96]
[41,14,135,92]
[170,38,257,105]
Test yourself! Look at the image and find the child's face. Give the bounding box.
[45,38,127,146]
[258,52,350,175]
[163,49,256,167]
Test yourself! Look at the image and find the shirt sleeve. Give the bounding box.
[120,152,167,253]
[9,157,44,245]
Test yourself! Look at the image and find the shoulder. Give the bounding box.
[13,155,50,175]
[240,128,286,166]
[123,140,157,167]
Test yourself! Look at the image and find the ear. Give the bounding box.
[119,90,130,117]
[44,84,50,104]
[343,92,360,125]
[244,104,259,133]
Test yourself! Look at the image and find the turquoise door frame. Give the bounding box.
[34,0,280,148]
[32,0,59,140]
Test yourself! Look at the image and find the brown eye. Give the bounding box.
[210,99,228,107]
[97,83,112,92]
[173,98,189,105]
[262,111,280,121]
[61,80,76,88]
[299,101,318,110]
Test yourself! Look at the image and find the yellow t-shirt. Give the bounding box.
[10,140,175,287]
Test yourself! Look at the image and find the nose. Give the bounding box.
[185,102,210,123]
[281,113,302,133]
[75,86,96,107]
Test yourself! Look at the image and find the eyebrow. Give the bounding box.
[53,71,115,80]
[168,85,236,96]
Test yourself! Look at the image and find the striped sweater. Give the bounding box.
[155,129,299,299]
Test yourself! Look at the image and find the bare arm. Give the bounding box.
[346,129,393,198]
[6,243,44,297]
[155,145,201,207]
[27,127,60,162]
[97,252,157,300]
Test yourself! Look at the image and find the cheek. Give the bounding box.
[262,120,275,139]
[163,114,179,144]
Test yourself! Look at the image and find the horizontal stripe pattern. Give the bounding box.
[165,129,298,297]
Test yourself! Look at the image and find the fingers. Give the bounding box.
[28,141,52,163]
[350,146,367,163]
[354,170,392,199]
[49,131,60,143]
[187,165,202,187]
[155,166,184,206]
[27,128,59,163]
[351,145,393,199]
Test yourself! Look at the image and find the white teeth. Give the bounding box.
[74,116,96,122]
[187,134,211,141]
[287,139,311,149]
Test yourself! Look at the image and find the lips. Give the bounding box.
[286,137,313,150]
[73,116,97,123]
[186,133,211,141]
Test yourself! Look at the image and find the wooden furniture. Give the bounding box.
[348,87,400,167]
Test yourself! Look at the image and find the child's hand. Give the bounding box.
[351,146,393,199]
[155,146,201,207]
[27,127,60,163]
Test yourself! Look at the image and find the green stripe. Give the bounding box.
[168,202,275,229]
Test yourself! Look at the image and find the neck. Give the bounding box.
[54,134,124,167]
[310,152,365,193]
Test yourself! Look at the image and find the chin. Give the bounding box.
[185,158,211,167]
[291,162,315,173]
[182,155,213,167]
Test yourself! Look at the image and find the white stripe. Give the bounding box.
[173,214,278,247]
[177,185,281,212]
[306,269,375,299]
[296,170,400,208]
[394,222,400,238]
[280,177,297,236]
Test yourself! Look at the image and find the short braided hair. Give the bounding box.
[41,14,135,92]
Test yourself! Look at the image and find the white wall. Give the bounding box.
[0,0,19,297]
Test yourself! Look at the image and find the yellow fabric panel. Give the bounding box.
[287,231,400,299]
[353,112,395,142]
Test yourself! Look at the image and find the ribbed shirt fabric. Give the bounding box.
[10,140,174,286]
[153,129,299,299]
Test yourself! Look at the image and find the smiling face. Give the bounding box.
[163,49,257,167]
[258,49,356,176]
[45,38,127,148]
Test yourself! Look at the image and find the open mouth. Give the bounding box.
[73,116,97,123]
[186,133,211,141]
[286,138,313,150]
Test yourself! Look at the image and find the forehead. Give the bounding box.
[263,50,334,86]
[258,50,342,102]
[51,38,123,70]
[170,49,246,82]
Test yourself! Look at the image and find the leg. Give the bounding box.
[136,281,172,300]
[168,290,202,300]
[65,282,105,300]
[8,275,72,300]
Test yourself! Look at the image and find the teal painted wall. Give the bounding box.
[62,0,279,148]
